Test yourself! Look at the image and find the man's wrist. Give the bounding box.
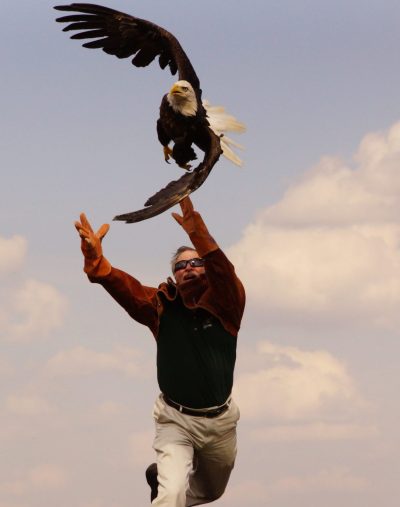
[188,231,219,257]
[84,255,112,277]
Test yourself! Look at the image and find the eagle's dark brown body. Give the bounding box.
[157,96,211,167]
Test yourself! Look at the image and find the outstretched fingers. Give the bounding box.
[172,197,195,225]
[75,214,109,241]
[179,196,194,217]
[74,221,89,239]
[74,213,96,246]
[97,223,110,240]
[79,213,94,233]
[171,212,183,225]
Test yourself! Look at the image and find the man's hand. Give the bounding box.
[75,213,110,260]
[171,197,198,235]
[172,197,218,256]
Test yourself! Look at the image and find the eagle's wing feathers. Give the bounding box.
[54,3,200,89]
[113,128,222,223]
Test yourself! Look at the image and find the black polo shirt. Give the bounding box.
[157,296,237,409]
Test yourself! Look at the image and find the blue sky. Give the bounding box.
[1,1,400,506]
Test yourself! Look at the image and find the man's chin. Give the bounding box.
[177,272,207,288]
[177,273,208,302]
[183,274,198,282]
[178,276,199,288]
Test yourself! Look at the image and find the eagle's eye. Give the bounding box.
[181,86,189,92]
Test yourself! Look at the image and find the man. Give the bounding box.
[74,197,245,506]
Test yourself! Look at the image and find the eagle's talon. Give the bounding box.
[163,146,173,163]
[179,162,192,171]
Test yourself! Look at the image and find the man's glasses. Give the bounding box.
[174,257,205,273]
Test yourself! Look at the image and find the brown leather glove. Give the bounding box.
[171,197,218,257]
[74,213,111,277]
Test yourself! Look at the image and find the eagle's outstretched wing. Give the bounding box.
[113,128,222,223]
[54,3,200,91]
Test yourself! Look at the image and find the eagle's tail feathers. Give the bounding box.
[203,99,245,167]
[219,135,245,167]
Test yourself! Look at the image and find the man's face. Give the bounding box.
[173,249,205,286]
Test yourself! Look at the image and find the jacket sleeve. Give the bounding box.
[183,216,245,335]
[202,248,246,336]
[88,267,160,337]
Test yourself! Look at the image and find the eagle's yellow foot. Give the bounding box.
[163,146,173,163]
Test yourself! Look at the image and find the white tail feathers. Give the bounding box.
[203,100,246,166]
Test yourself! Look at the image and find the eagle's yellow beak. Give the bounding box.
[169,83,182,95]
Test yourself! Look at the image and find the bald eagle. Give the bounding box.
[54,3,245,222]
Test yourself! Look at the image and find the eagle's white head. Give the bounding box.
[167,80,197,117]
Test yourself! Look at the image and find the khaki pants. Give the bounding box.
[151,394,240,506]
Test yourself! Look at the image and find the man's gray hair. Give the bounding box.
[170,246,197,273]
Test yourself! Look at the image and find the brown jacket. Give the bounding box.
[84,205,245,338]
[89,247,245,339]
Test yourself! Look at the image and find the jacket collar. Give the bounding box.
[158,275,208,307]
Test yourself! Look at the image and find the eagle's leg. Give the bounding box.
[163,145,173,164]
[163,145,191,170]
[172,142,196,171]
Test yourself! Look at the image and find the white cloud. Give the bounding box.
[95,401,127,418]
[269,467,367,494]
[0,235,26,275]
[261,123,400,227]
[45,345,147,378]
[223,478,270,505]
[0,464,67,496]
[129,430,155,466]
[28,464,67,490]
[229,122,400,327]
[0,234,68,343]
[250,422,379,442]
[224,468,367,505]
[4,394,53,417]
[0,279,68,342]
[78,501,120,507]
[0,354,13,377]
[234,341,367,424]
[0,502,26,507]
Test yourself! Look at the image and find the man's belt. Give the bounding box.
[163,395,231,418]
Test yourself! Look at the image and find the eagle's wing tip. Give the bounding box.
[113,212,128,222]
